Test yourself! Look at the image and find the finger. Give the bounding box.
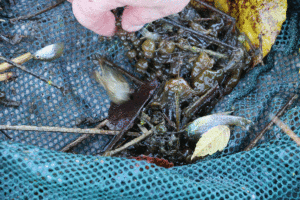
[71,0,117,36]
[122,0,189,32]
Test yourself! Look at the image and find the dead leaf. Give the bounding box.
[191,125,230,159]
[213,0,287,66]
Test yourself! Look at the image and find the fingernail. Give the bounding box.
[126,24,144,32]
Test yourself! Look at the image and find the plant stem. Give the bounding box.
[160,18,236,50]
[176,44,227,59]
[9,0,66,23]
[244,94,298,151]
[270,114,300,146]
[104,125,153,156]
[0,124,140,137]
[0,56,64,92]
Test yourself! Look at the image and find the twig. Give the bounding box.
[194,18,213,22]
[61,119,112,152]
[60,134,90,152]
[258,34,264,66]
[1,130,12,140]
[194,0,236,23]
[176,44,228,59]
[270,114,300,146]
[0,124,140,137]
[0,34,10,43]
[0,56,64,92]
[140,113,159,135]
[175,92,180,131]
[162,112,176,129]
[183,83,219,118]
[9,0,66,23]
[95,119,109,129]
[104,125,153,156]
[181,83,219,128]
[102,80,158,153]
[160,18,236,50]
[244,94,298,151]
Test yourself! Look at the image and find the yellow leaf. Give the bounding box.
[191,125,230,160]
[213,0,287,66]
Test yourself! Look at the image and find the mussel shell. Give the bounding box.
[158,40,175,54]
[191,52,215,80]
[192,69,224,96]
[136,58,149,74]
[142,39,156,53]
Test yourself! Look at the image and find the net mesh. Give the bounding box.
[1,0,300,199]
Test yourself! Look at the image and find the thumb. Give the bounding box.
[121,1,189,32]
[71,0,116,36]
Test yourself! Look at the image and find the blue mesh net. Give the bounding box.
[1,0,300,199]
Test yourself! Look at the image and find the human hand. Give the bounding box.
[68,0,189,36]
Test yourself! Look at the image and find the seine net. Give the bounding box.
[1,0,300,199]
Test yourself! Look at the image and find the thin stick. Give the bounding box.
[244,94,298,151]
[61,134,90,152]
[176,44,227,59]
[140,113,159,135]
[270,114,300,146]
[61,119,112,152]
[162,112,176,129]
[9,0,66,23]
[0,124,140,137]
[1,130,12,140]
[160,18,236,50]
[181,83,219,128]
[0,34,11,43]
[183,83,219,117]
[194,0,236,23]
[95,119,109,129]
[258,34,264,66]
[0,56,63,92]
[175,92,180,132]
[194,18,213,22]
[104,125,153,156]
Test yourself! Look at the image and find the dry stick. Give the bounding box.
[194,0,236,23]
[62,119,111,152]
[194,18,213,22]
[60,134,89,152]
[160,18,236,50]
[270,114,300,146]
[0,34,11,43]
[0,124,139,137]
[140,113,159,135]
[162,112,176,129]
[183,83,219,117]
[62,119,109,152]
[0,56,63,92]
[9,0,66,23]
[1,130,12,140]
[95,119,109,129]
[176,44,228,59]
[175,92,180,132]
[258,34,265,66]
[105,125,153,156]
[244,94,298,151]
